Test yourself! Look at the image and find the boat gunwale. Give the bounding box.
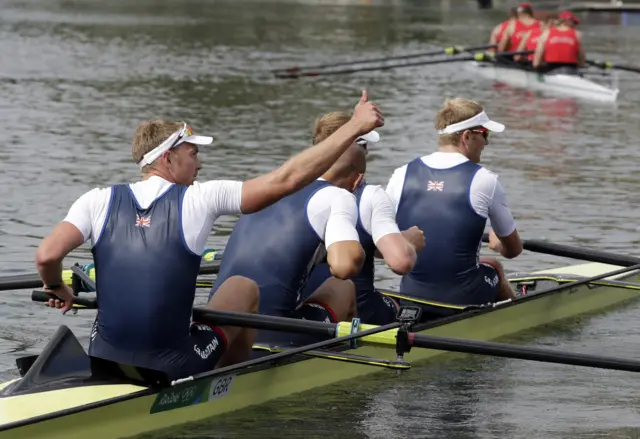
[0,266,638,433]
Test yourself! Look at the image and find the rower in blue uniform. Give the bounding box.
[35,90,385,379]
[302,112,425,325]
[211,112,385,346]
[386,98,523,313]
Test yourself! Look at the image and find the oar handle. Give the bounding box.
[31,290,98,309]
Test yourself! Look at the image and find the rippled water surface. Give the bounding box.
[2,0,640,437]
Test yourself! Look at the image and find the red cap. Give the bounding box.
[519,2,532,7]
[559,10,580,23]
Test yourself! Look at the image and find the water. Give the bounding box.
[2,0,640,436]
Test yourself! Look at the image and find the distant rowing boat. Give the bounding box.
[469,61,620,102]
[1,261,639,439]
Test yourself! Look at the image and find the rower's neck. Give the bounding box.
[142,168,176,183]
[438,144,468,158]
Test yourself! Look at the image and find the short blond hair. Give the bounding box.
[131,120,184,171]
[435,98,484,146]
[313,111,351,144]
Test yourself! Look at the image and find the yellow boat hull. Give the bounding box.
[0,262,638,439]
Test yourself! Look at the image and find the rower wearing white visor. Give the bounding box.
[301,112,425,325]
[386,98,522,314]
[35,90,384,379]
[210,112,388,347]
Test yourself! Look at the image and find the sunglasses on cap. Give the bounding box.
[469,127,490,140]
[167,122,194,150]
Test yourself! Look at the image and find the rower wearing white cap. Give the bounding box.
[210,111,385,347]
[386,98,522,314]
[35,90,384,379]
[301,111,425,325]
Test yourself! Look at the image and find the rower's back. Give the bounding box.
[397,157,484,287]
[92,183,202,350]
[386,98,516,307]
[210,179,334,317]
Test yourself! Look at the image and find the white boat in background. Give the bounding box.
[470,61,619,102]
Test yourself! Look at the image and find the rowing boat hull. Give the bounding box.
[469,61,619,102]
[1,262,638,439]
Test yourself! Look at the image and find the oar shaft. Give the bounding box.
[411,333,640,372]
[271,44,496,73]
[192,307,336,337]
[482,233,640,267]
[1,259,221,292]
[276,51,531,79]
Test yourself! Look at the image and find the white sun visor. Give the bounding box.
[437,111,505,135]
[138,123,213,168]
[356,130,380,145]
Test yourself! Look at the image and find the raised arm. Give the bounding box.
[240,90,384,214]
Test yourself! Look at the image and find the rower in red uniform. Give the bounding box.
[488,7,517,50]
[515,14,557,67]
[533,11,585,74]
[497,3,540,56]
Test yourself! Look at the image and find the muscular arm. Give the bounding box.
[363,186,418,275]
[576,30,586,68]
[489,24,501,46]
[515,30,531,54]
[310,188,364,279]
[240,92,383,214]
[487,179,522,259]
[36,223,85,287]
[497,21,515,52]
[35,190,98,286]
[532,30,549,68]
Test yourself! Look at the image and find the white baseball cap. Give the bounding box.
[437,111,505,135]
[138,122,213,168]
[356,130,380,146]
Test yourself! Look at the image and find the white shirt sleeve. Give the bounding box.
[359,185,401,245]
[488,178,517,237]
[182,180,243,255]
[62,187,112,245]
[306,186,359,249]
[385,165,408,214]
[469,168,516,237]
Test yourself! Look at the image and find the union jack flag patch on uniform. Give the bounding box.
[135,214,151,227]
[427,181,444,191]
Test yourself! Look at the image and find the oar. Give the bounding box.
[481,233,640,267]
[271,44,496,74]
[406,331,640,373]
[0,253,222,292]
[32,264,640,376]
[275,51,531,79]
[588,59,640,74]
